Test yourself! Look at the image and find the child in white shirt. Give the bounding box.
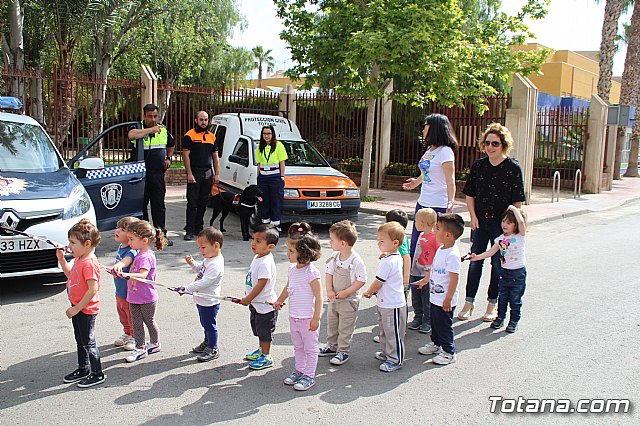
[176,227,225,362]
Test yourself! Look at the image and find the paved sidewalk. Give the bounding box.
[165,177,640,226]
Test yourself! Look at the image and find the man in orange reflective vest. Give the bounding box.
[182,110,220,240]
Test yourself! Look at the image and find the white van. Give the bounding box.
[210,113,360,224]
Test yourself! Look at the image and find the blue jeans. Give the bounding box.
[465,216,502,304]
[410,274,430,325]
[257,174,284,223]
[497,267,527,324]
[410,202,446,259]
[197,304,220,349]
[430,303,455,355]
[71,310,102,374]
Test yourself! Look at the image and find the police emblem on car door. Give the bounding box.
[100,183,123,210]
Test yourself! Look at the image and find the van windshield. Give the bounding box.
[280,139,329,167]
[0,120,63,172]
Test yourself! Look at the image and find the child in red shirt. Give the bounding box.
[56,218,104,388]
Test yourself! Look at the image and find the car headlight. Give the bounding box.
[345,189,360,197]
[284,189,300,198]
[62,185,92,220]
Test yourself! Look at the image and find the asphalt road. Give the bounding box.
[1,200,638,425]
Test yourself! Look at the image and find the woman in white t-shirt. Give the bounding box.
[402,114,457,259]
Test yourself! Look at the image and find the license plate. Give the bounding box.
[0,237,44,253]
[307,200,341,209]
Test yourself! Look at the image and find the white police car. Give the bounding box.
[0,97,145,278]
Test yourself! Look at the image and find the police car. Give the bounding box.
[0,97,145,278]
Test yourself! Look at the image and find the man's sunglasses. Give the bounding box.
[483,140,501,147]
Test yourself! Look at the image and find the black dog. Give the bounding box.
[209,184,263,241]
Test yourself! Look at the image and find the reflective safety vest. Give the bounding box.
[141,122,169,150]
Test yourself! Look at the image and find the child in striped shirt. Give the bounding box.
[273,222,323,391]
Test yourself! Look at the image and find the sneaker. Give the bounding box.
[197,347,219,362]
[77,373,106,388]
[505,321,518,333]
[166,239,174,247]
[248,354,273,370]
[379,360,402,372]
[330,352,349,365]
[126,347,148,363]
[407,319,422,330]
[191,341,208,354]
[293,375,315,391]
[318,346,337,357]
[418,323,432,334]
[418,342,441,355]
[63,368,90,383]
[372,334,380,343]
[491,317,505,329]
[147,342,161,355]
[283,370,304,385]
[432,351,456,365]
[123,336,136,351]
[374,351,387,361]
[244,348,262,361]
[114,334,130,347]
[184,233,194,241]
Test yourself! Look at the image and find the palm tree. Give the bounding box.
[622,0,640,177]
[251,46,275,89]
[597,0,625,102]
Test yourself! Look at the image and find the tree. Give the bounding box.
[252,45,275,88]
[200,45,254,89]
[597,0,625,102]
[0,0,25,97]
[275,0,548,196]
[622,0,640,177]
[86,0,161,137]
[613,0,640,179]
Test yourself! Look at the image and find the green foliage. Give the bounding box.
[200,46,255,88]
[275,0,549,112]
[385,162,419,176]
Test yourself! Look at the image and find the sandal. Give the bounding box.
[457,302,474,320]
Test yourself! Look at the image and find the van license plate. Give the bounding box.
[307,200,341,209]
[0,237,44,253]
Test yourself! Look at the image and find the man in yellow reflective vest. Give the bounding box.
[128,104,175,245]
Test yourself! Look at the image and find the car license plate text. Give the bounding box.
[307,200,341,209]
[0,237,43,253]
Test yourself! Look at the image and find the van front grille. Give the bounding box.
[301,190,343,198]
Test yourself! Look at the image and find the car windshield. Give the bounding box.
[0,120,63,172]
[279,139,329,167]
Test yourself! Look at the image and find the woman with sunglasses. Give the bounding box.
[255,125,288,231]
[458,123,525,321]
[402,114,458,260]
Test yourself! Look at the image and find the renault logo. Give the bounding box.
[0,211,20,230]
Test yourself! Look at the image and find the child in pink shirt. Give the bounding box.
[274,222,322,391]
[56,218,104,388]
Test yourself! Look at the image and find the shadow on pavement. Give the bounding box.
[0,275,67,305]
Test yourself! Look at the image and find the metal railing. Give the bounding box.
[551,170,561,202]
[574,169,582,199]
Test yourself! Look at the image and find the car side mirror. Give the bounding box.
[229,154,249,167]
[78,157,105,170]
[328,157,338,167]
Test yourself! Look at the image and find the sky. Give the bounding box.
[230,0,633,78]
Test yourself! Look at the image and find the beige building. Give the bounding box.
[518,43,621,103]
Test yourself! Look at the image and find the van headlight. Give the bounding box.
[284,189,300,198]
[345,189,360,197]
[62,185,92,219]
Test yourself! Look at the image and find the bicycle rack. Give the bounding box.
[574,169,582,199]
[551,171,560,203]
